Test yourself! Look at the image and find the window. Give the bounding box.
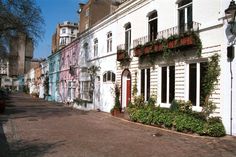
[188,62,208,108]
[80,81,91,101]
[125,23,131,55]
[107,32,112,52]
[161,66,175,104]
[62,28,66,34]
[85,23,89,30]
[178,0,192,34]
[103,71,115,83]
[94,38,98,57]
[83,43,89,60]
[68,81,76,100]
[140,68,150,101]
[85,8,89,16]
[148,11,157,42]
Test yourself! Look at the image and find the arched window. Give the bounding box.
[103,71,115,83]
[148,11,157,42]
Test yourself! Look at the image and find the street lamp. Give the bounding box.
[225,0,236,136]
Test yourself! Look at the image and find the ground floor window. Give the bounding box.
[140,68,150,101]
[188,62,208,107]
[80,81,91,101]
[68,81,76,100]
[161,66,175,104]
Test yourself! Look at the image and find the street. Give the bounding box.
[0,93,236,157]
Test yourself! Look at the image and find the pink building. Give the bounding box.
[59,39,80,102]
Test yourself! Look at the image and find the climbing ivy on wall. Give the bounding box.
[201,54,220,117]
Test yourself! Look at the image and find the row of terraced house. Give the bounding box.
[22,0,236,136]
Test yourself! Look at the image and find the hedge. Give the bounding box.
[127,106,225,137]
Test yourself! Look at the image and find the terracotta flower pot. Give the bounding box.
[134,47,143,57]
[154,43,163,52]
[167,40,178,49]
[180,36,194,46]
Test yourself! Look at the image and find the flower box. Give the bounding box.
[143,45,153,54]
[180,35,195,46]
[167,39,178,49]
[133,46,143,57]
[117,50,126,61]
[154,43,163,52]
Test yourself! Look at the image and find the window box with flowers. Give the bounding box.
[133,44,143,57]
[167,35,179,49]
[117,49,126,61]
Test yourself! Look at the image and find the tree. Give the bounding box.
[0,0,44,51]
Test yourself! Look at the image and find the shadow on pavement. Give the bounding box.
[9,139,65,157]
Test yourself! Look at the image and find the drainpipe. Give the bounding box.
[230,61,233,135]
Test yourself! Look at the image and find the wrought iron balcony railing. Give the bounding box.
[133,22,200,48]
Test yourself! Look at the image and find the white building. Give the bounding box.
[75,0,236,135]
[39,60,49,99]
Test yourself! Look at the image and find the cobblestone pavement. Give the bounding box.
[0,93,236,157]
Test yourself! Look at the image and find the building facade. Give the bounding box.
[51,21,79,53]
[59,39,80,103]
[48,51,61,101]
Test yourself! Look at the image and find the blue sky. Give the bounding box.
[34,0,88,59]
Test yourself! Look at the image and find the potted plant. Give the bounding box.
[133,44,143,57]
[117,49,126,61]
[167,34,179,49]
[143,42,153,54]
[111,84,121,116]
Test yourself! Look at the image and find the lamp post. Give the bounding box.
[225,0,236,136]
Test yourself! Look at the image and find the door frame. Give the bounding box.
[121,69,132,109]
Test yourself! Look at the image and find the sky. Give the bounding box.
[34,0,88,59]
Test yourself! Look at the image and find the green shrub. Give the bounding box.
[152,108,174,128]
[174,113,204,134]
[178,100,192,113]
[204,122,225,137]
[170,100,179,111]
[127,104,226,137]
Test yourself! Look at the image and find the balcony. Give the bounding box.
[116,44,131,66]
[133,22,201,57]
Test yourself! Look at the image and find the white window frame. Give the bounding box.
[85,8,89,16]
[148,11,158,41]
[139,68,150,101]
[125,23,131,55]
[160,65,175,108]
[185,60,207,112]
[62,28,66,34]
[94,38,98,57]
[80,81,91,101]
[107,32,112,53]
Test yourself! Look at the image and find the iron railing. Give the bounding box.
[133,22,200,48]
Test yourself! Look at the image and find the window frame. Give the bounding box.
[185,60,208,112]
[94,38,98,57]
[148,11,158,42]
[107,32,112,53]
[103,71,116,83]
[160,65,175,107]
[178,0,193,34]
[140,68,150,101]
[125,23,131,55]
